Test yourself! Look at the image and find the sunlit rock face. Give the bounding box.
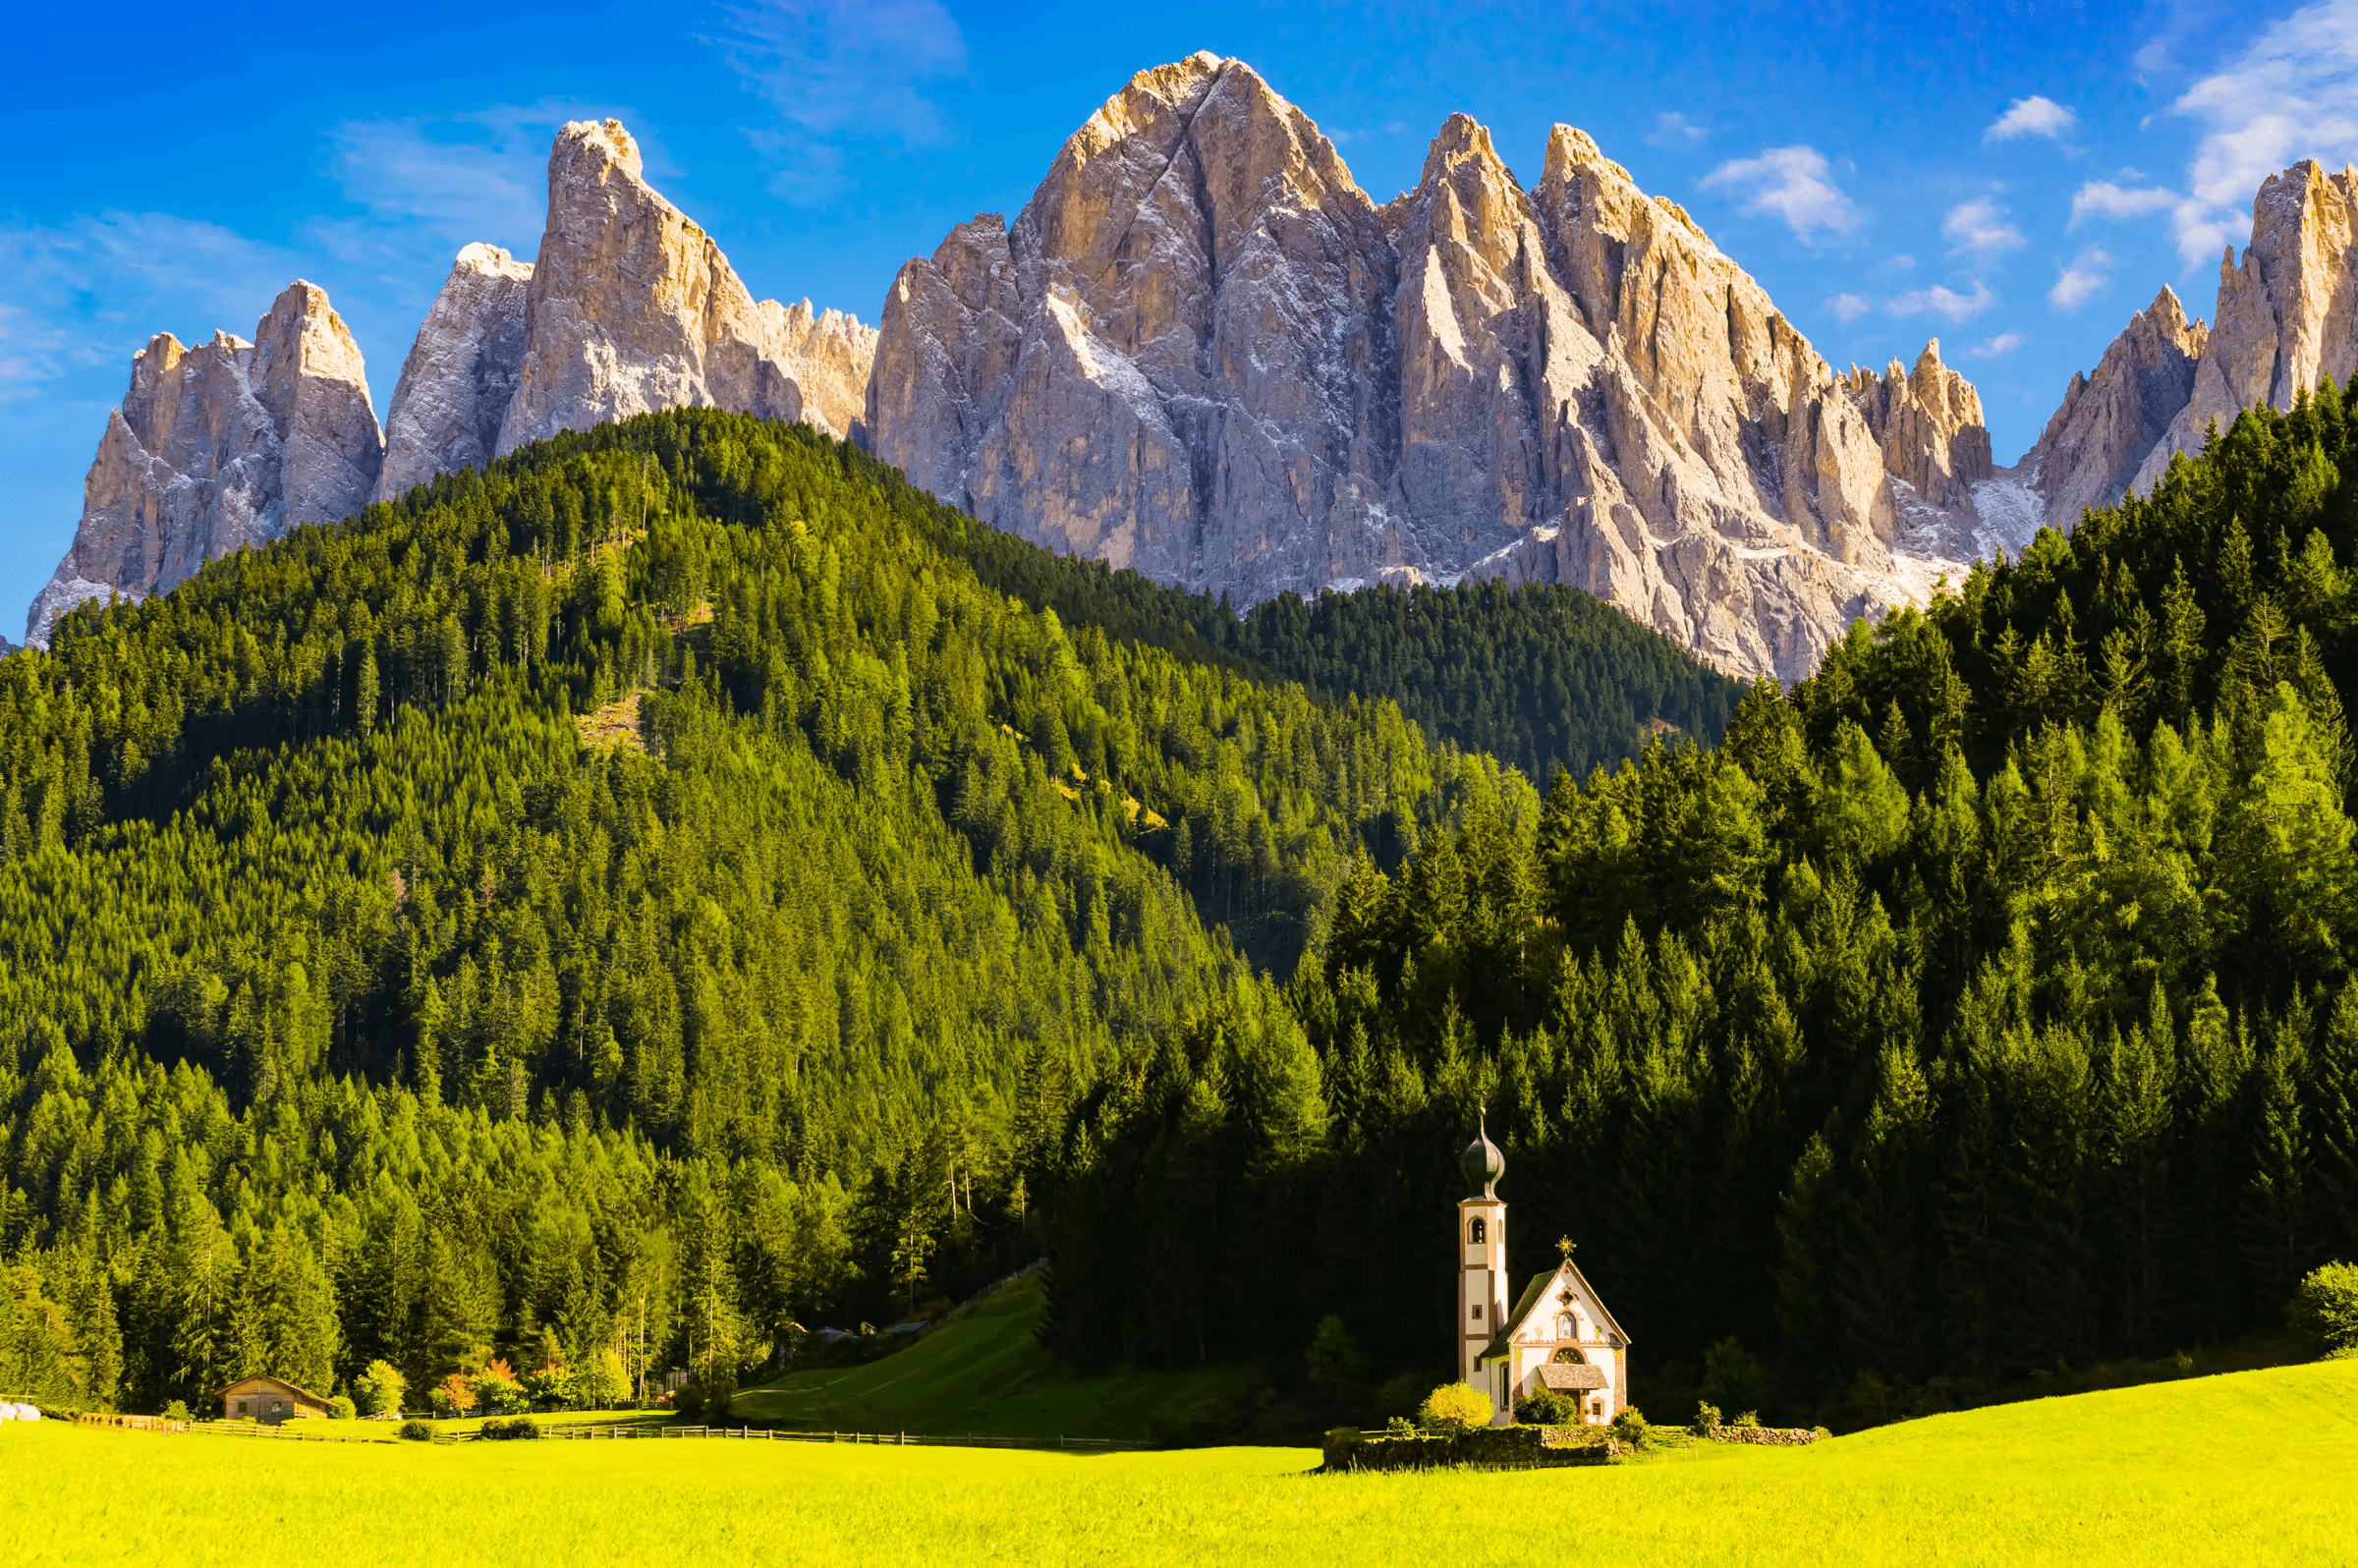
[494,119,875,459]
[866,55,2011,681]
[28,282,380,647]
[372,119,877,509]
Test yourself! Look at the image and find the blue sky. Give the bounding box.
[7,0,2355,627]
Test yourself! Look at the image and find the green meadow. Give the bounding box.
[731,1275,1252,1439]
[11,1358,2355,1566]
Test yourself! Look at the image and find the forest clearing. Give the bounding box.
[10,1357,2355,1565]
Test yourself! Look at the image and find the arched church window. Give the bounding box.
[1552,1346,1586,1365]
[1469,1217,1486,1245]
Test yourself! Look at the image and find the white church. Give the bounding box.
[1457,1115,1630,1425]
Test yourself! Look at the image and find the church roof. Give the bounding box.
[1476,1260,1632,1363]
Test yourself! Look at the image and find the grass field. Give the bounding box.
[732,1274,1252,1439]
[10,1357,2356,1564]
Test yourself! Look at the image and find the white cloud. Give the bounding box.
[2069,180,2182,227]
[1827,293,1873,322]
[322,103,611,258]
[1942,196,2026,254]
[1985,95,2078,141]
[1700,145,1862,241]
[1888,278,1998,322]
[1963,332,2026,360]
[1647,112,1708,149]
[2167,0,2358,263]
[0,213,302,400]
[2049,248,2116,309]
[718,0,967,202]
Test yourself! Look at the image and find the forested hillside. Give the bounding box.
[1047,388,2358,1426]
[0,410,1541,1412]
[15,387,2356,1436]
[955,535,1741,786]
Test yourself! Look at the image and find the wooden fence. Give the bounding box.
[159,1415,1151,1452]
[77,1412,188,1433]
[517,1423,1151,1452]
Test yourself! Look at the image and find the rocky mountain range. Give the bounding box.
[30,57,2358,679]
[868,56,2013,681]
[27,119,874,648]
[2017,158,2358,531]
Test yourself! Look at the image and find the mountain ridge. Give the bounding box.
[34,58,2358,680]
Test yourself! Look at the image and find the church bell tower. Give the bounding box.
[1457,1112,1507,1393]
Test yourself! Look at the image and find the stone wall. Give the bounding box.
[1708,1425,1823,1446]
[1319,1425,1620,1473]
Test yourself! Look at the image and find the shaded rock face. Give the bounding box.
[867,56,2003,681]
[373,244,534,505]
[2031,160,2358,526]
[494,119,876,460]
[28,283,380,647]
[2019,288,2208,530]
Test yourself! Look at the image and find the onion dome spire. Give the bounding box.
[1461,1107,1504,1198]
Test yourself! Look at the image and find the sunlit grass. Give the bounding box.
[10,1359,2355,1565]
[733,1275,1252,1440]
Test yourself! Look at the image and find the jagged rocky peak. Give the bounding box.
[865,56,2000,682]
[1846,340,1995,510]
[2020,286,2208,529]
[368,118,879,508]
[27,282,380,648]
[496,117,875,458]
[2029,159,2358,528]
[374,243,534,505]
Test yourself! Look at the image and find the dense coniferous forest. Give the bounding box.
[955,536,1742,786]
[1047,390,2358,1424]
[9,389,2358,1432]
[0,410,1614,1415]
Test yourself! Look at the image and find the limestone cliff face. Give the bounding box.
[2029,160,2358,525]
[2017,288,2208,529]
[374,244,533,504]
[370,121,876,509]
[27,283,380,647]
[1845,341,1994,511]
[867,56,2003,680]
[496,119,874,456]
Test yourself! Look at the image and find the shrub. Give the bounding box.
[396,1420,435,1442]
[478,1416,542,1440]
[1514,1388,1582,1426]
[1702,1336,1765,1416]
[472,1358,525,1415]
[1608,1406,1653,1448]
[160,1400,192,1424]
[327,1396,356,1421]
[575,1349,630,1410]
[1306,1316,1369,1391]
[1691,1400,1722,1436]
[1384,1415,1418,1436]
[2288,1261,2358,1351]
[1416,1382,1493,1433]
[1729,1409,1761,1428]
[355,1359,407,1418]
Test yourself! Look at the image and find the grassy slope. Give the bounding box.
[731,1275,1253,1439]
[16,1358,2353,1565]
